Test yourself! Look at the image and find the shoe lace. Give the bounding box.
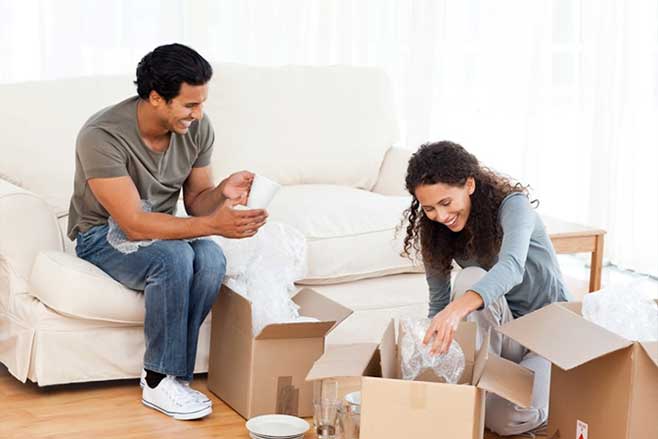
[162,377,199,407]
[177,379,210,403]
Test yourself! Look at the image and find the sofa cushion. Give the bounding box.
[0,180,64,281]
[0,76,136,212]
[30,251,145,324]
[206,63,399,190]
[268,185,423,284]
[372,147,414,196]
[306,273,429,345]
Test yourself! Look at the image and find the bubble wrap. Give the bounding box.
[582,280,658,342]
[107,200,310,336]
[399,318,465,384]
[107,200,156,254]
[209,221,309,336]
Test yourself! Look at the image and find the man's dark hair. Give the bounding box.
[134,43,213,102]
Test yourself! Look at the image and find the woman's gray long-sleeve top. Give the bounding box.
[426,192,570,319]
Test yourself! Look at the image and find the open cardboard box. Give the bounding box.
[499,301,658,439]
[307,319,535,439]
[207,285,352,419]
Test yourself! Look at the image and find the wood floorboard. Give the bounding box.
[0,255,594,437]
[1,363,544,438]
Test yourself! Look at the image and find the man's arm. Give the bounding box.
[182,166,228,216]
[88,176,266,241]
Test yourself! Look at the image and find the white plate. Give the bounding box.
[249,433,303,439]
[246,414,310,437]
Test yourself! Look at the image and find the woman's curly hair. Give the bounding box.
[401,141,537,276]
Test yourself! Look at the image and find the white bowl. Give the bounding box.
[345,391,361,406]
[249,433,303,439]
[246,414,310,438]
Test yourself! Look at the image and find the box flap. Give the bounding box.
[255,321,335,340]
[379,320,397,379]
[558,301,582,314]
[453,321,477,385]
[453,321,477,365]
[305,343,379,381]
[471,328,491,385]
[640,341,658,368]
[292,288,353,331]
[476,352,534,408]
[498,302,633,370]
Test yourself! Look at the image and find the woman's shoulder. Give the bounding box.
[497,192,538,228]
[499,191,531,212]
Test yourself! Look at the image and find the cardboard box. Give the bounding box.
[207,285,352,419]
[307,319,534,439]
[499,301,658,439]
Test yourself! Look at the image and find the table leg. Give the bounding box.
[589,234,604,292]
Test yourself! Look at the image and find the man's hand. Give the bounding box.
[205,197,267,238]
[221,170,254,203]
[423,291,484,355]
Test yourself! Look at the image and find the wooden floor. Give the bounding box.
[1,283,588,438]
[0,364,544,439]
[0,279,590,438]
[0,263,591,438]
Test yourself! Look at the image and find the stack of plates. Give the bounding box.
[246,414,310,439]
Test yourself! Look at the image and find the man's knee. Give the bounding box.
[153,241,195,278]
[193,240,226,275]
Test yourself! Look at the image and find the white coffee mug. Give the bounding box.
[247,174,281,209]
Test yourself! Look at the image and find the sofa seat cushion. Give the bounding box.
[29,251,145,324]
[308,273,429,345]
[268,185,423,284]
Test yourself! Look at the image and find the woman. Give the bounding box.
[402,141,569,436]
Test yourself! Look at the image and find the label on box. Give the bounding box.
[576,420,588,439]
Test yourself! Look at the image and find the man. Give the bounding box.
[67,43,268,420]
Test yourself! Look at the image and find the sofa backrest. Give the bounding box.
[0,75,135,213]
[0,63,398,212]
[206,63,399,189]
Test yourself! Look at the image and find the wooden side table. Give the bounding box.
[542,215,606,292]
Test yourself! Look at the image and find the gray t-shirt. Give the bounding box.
[426,192,570,319]
[67,96,214,240]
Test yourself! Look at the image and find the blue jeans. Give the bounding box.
[75,225,226,382]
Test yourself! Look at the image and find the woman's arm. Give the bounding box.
[427,268,451,318]
[424,193,535,354]
[467,193,535,309]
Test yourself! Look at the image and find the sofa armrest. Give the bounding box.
[371,146,414,196]
[0,179,64,280]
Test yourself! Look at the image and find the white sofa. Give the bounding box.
[0,63,429,386]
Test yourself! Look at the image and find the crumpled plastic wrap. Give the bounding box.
[582,280,658,342]
[107,200,310,336]
[107,200,156,254]
[399,318,465,384]
[209,221,310,336]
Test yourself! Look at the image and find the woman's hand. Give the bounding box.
[221,170,254,202]
[423,290,484,355]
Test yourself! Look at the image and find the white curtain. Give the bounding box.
[1,0,657,276]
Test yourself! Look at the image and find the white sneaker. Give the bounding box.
[179,382,212,404]
[140,369,211,404]
[142,375,212,420]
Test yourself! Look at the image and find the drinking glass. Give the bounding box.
[313,400,341,439]
[313,379,341,439]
